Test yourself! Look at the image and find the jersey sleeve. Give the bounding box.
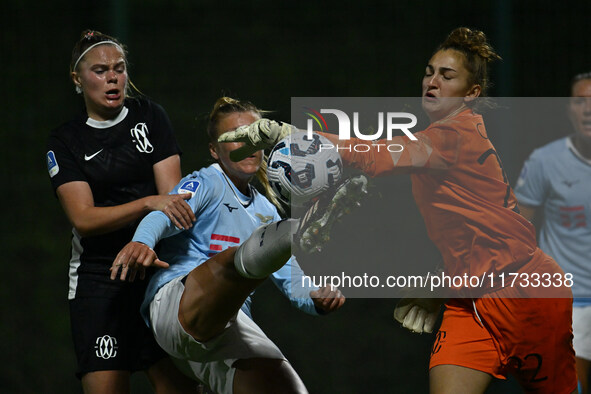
[46,132,87,191]
[132,171,212,247]
[173,171,223,217]
[132,211,180,247]
[321,125,461,177]
[514,149,548,207]
[144,99,182,164]
[269,256,319,316]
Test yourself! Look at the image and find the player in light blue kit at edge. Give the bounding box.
[515,72,591,393]
[110,97,344,394]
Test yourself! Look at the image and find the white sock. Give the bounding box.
[234,219,299,279]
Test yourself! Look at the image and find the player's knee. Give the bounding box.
[180,310,226,343]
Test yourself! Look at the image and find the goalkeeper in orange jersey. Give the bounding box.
[220,27,577,394]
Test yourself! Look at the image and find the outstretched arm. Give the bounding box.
[55,153,195,237]
[319,128,461,177]
[218,118,461,177]
[110,241,169,281]
[110,210,183,281]
[57,182,195,237]
[270,256,345,315]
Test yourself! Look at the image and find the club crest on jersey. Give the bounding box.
[178,180,200,197]
[130,123,154,153]
[47,150,59,177]
[255,213,274,224]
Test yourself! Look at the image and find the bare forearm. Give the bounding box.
[60,195,155,237]
[56,154,191,237]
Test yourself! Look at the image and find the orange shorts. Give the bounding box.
[430,252,577,393]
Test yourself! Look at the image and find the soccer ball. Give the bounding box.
[267,132,343,206]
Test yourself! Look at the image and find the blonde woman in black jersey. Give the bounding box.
[47,30,197,394]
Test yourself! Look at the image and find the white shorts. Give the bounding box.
[149,276,286,394]
[573,305,591,361]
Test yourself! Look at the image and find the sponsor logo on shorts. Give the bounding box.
[95,335,118,359]
[431,330,446,355]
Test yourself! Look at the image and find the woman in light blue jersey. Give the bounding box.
[515,73,591,393]
[110,97,344,394]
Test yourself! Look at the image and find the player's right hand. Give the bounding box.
[110,241,169,282]
[217,118,297,162]
[147,193,196,230]
[394,298,442,334]
[310,285,346,314]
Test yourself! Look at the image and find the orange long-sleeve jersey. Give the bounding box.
[321,108,537,282]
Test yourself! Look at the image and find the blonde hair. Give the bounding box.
[70,29,141,97]
[436,27,501,96]
[207,97,283,211]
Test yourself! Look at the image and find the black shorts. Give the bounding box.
[69,282,166,378]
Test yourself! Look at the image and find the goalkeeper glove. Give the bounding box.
[217,118,297,162]
[393,298,442,334]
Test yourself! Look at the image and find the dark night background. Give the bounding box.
[2,0,590,392]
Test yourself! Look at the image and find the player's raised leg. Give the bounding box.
[177,218,308,393]
[179,218,297,342]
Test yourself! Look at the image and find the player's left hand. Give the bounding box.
[110,241,170,282]
[394,298,442,334]
[217,119,297,162]
[311,285,345,314]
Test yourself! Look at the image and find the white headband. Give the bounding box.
[72,40,124,71]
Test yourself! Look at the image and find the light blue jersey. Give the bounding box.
[134,164,318,325]
[515,136,591,303]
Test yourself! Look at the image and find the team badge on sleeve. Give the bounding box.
[178,180,200,197]
[47,151,59,178]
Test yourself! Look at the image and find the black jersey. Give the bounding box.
[47,97,181,299]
